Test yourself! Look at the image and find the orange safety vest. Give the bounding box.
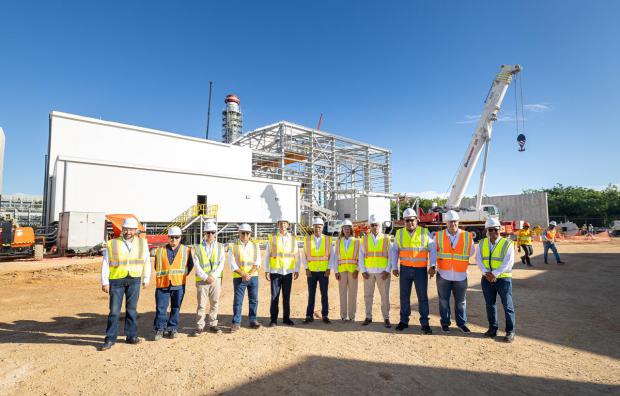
[396,227,430,268]
[154,245,190,288]
[436,230,472,273]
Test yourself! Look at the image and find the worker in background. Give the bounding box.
[391,208,436,334]
[359,214,392,328]
[229,223,261,332]
[152,226,193,340]
[516,222,534,267]
[301,217,332,324]
[435,210,475,333]
[588,224,595,236]
[333,219,359,321]
[542,221,565,265]
[476,217,516,343]
[265,218,300,327]
[99,217,150,351]
[190,221,225,336]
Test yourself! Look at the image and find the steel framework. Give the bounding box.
[234,121,392,226]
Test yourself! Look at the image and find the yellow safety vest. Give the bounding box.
[480,237,513,279]
[194,242,223,281]
[337,237,360,273]
[395,227,430,268]
[106,237,146,280]
[362,233,389,270]
[230,240,259,278]
[517,229,532,246]
[304,235,331,272]
[269,233,298,271]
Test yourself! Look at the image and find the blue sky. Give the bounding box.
[1,0,619,197]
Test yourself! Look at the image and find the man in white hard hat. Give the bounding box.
[359,214,393,328]
[99,217,151,351]
[265,217,300,327]
[229,223,262,332]
[434,210,475,333]
[476,217,516,343]
[152,226,194,340]
[542,221,565,265]
[301,217,332,324]
[190,221,225,336]
[391,208,436,334]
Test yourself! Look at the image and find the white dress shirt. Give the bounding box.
[476,237,515,278]
[389,227,437,268]
[358,232,393,273]
[264,233,301,274]
[192,240,226,281]
[436,229,476,282]
[300,235,332,270]
[101,237,151,286]
[228,240,262,272]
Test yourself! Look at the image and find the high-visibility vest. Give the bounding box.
[517,229,533,246]
[436,230,472,274]
[154,245,190,287]
[106,237,146,280]
[395,227,430,268]
[543,229,556,243]
[194,242,224,281]
[304,235,331,272]
[230,240,260,278]
[362,233,389,270]
[480,237,513,279]
[337,237,360,273]
[269,233,298,271]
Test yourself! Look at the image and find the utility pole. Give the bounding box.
[206,81,213,139]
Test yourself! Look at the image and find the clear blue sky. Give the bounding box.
[1,0,619,197]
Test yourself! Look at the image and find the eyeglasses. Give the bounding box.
[371,224,380,227]
[405,219,416,223]
[169,236,181,239]
[205,231,215,235]
[487,228,499,233]
[240,232,250,235]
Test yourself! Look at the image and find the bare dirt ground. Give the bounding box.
[0,241,619,395]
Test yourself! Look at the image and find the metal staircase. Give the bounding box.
[160,204,219,235]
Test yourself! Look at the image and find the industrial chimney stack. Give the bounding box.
[222,94,243,143]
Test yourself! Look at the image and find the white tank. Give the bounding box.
[0,127,5,195]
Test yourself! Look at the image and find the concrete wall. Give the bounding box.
[336,196,391,223]
[461,192,549,227]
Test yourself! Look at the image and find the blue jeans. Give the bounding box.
[233,276,259,325]
[270,273,293,322]
[399,266,430,326]
[105,276,141,343]
[436,274,467,327]
[306,271,330,318]
[543,242,561,263]
[153,286,185,331]
[481,277,516,333]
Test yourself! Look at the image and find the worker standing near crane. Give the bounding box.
[229,223,261,332]
[391,208,436,334]
[542,221,565,265]
[301,217,332,324]
[333,219,360,322]
[516,222,534,267]
[476,217,516,343]
[190,221,225,336]
[435,210,475,333]
[265,218,300,327]
[152,226,194,340]
[99,217,151,351]
[359,214,393,328]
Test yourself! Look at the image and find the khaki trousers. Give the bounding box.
[196,278,222,329]
[363,272,391,320]
[338,272,358,320]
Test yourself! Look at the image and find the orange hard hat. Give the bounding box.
[523,222,530,227]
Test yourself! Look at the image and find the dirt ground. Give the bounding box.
[0,240,619,395]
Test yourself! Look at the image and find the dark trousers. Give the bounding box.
[520,244,533,265]
[399,266,430,326]
[233,276,259,325]
[270,273,293,322]
[436,274,467,327]
[306,271,329,318]
[105,276,141,343]
[481,277,516,333]
[153,286,185,331]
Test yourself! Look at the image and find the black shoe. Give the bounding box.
[322,317,331,324]
[230,324,240,333]
[98,341,114,351]
[362,318,372,326]
[166,329,178,339]
[209,326,223,334]
[395,322,408,331]
[421,325,433,335]
[484,328,497,338]
[189,329,203,337]
[441,324,450,333]
[283,319,295,326]
[268,321,278,327]
[544,261,549,265]
[458,325,471,333]
[303,317,314,324]
[557,261,565,265]
[125,336,142,345]
[526,263,533,267]
[384,319,392,328]
[152,330,164,341]
[250,321,262,329]
[504,332,515,343]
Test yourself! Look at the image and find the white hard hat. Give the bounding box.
[485,217,501,229]
[342,219,353,227]
[312,217,324,226]
[239,223,252,232]
[549,221,557,227]
[122,217,139,229]
[204,222,217,232]
[444,210,460,222]
[277,217,289,224]
[168,226,182,236]
[368,214,380,225]
[403,208,418,219]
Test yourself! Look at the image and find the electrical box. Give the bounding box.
[58,211,106,254]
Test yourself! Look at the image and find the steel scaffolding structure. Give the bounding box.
[234,121,392,226]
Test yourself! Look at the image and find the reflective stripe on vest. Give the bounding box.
[231,241,259,278]
[480,237,513,278]
[155,245,189,287]
[396,227,430,267]
[107,237,146,279]
[363,234,389,269]
[194,242,223,280]
[517,229,532,245]
[304,235,331,272]
[337,238,359,273]
[436,230,472,273]
[269,233,297,271]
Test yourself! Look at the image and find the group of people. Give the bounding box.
[516,220,564,266]
[99,208,528,351]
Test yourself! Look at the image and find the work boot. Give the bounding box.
[421,325,433,335]
[458,325,471,333]
[283,318,295,326]
[484,328,497,338]
[189,328,203,337]
[230,324,240,333]
[504,332,515,343]
[361,318,372,326]
[322,317,331,324]
[250,321,262,329]
[209,326,222,334]
[98,341,114,351]
[384,319,392,328]
[166,329,178,339]
[441,324,450,333]
[303,317,314,324]
[125,336,142,345]
[395,322,408,331]
[557,261,565,265]
[152,329,164,341]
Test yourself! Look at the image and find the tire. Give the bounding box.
[467,227,483,242]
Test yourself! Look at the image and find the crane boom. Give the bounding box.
[446,64,521,210]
